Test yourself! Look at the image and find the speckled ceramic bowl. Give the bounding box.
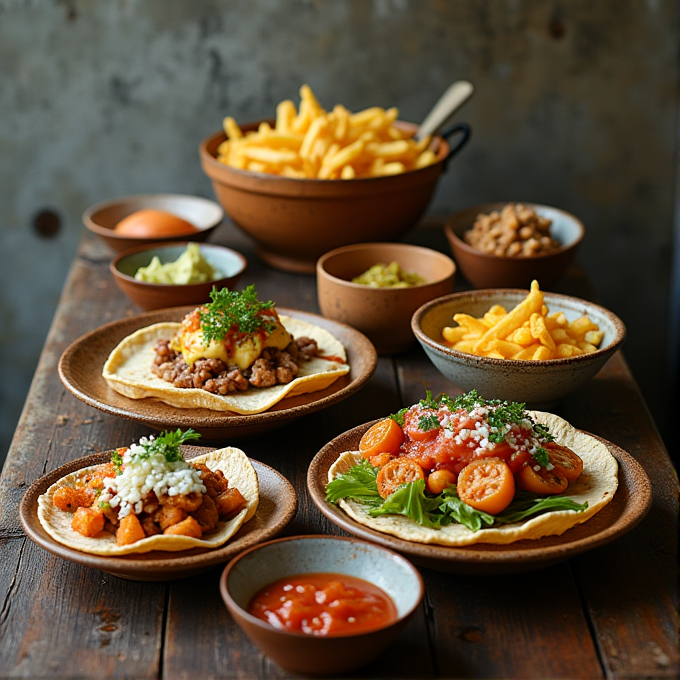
[411,289,626,409]
[317,242,456,354]
[220,535,423,675]
[445,202,584,289]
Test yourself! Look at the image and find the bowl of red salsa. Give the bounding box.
[219,535,424,675]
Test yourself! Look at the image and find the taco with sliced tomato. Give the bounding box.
[326,391,618,546]
[103,285,350,415]
[37,429,259,556]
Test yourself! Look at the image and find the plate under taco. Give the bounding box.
[102,315,350,414]
[328,412,619,547]
[37,447,259,556]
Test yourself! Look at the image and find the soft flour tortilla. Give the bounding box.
[37,447,259,556]
[102,315,350,414]
[328,412,619,546]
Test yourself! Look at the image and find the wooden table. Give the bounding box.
[1,224,677,679]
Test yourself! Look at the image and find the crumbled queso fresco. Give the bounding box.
[437,403,552,466]
[98,437,206,519]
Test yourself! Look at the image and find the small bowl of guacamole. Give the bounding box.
[111,242,247,310]
[317,243,456,354]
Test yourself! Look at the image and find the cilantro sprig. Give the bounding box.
[198,285,276,346]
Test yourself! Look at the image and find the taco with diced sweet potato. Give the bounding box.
[103,285,350,415]
[326,391,618,546]
[37,429,259,555]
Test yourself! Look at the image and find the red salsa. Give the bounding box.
[247,572,398,636]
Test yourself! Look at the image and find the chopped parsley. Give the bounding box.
[111,449,124,475]
[198,285,276,345]
[389,407,408,427]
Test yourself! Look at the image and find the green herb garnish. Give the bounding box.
[389,407,409,427]
[110,450,124,475]
[418,413,440,431]
[198,285,276,346]
[127,428,201,465]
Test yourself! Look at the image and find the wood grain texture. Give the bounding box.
[0,225,677,679]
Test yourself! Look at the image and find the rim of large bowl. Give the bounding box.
[200,119,451,186]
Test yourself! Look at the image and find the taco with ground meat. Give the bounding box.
[326,392,618,546]
[37,429,259,556]
[103,285,350,414]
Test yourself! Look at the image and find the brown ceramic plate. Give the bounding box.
[20,446,297,581]
[307,421,652,574]
[58,306,376,441]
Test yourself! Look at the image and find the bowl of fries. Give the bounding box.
[445,202,584,289]
[199,85,470,274]
[411,281,626,408]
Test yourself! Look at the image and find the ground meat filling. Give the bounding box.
[151,336,319,394]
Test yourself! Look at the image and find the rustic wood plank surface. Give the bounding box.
[0,223,677,680]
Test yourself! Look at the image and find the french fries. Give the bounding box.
[442,281,604,361]
[216,85,438,179]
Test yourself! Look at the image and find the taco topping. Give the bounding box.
[151,285,322,394]
[327,391,589,533]
[54,429,248,546]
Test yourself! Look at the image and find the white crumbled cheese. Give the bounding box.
[98,436,206,519]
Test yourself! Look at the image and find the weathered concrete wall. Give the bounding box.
[1,0,677,464]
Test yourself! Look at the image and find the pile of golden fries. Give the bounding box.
[442,281,604,360]
[216,85,437,179]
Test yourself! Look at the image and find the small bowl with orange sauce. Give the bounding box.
[220,535,424,675]
[83,193,224,252]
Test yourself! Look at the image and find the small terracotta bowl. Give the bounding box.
[200,120,470,274]
[84,193,224,253]
[411,288,626,409]
[111,242,247,311]
[220,535,424,676]
[317,242,456,355]
[445,202,584,289]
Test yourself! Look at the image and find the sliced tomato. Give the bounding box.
[545,442,583,482]
[457,458,515,515]
[426,469,457,495]
[359,419,404,460]
[516,461,568,495]
[376,458,425,499]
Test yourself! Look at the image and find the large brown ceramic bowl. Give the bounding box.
[200,120,470,274]
[83,193,224,253]
[445,202,584,289]
[220,535,424,675]
[317,242,456,354]
[110,242,247,311]
[411,288,626,409]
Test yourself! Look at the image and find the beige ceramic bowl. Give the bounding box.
[200,120,470,273]
[83,193,224,253]
[411,289,626,409]
[445,202,584,289]
[110,242,247,311]
[220,535,423,675]
[317,242,456,354]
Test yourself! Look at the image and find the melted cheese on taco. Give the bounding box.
[37,429,259,556]
[326,392,618,546]
[102,285,350,414]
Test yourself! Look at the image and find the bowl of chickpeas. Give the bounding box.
[445,202,584,290]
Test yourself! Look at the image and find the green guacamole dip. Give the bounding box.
[134,243,220,284]
[351,261,425,288]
